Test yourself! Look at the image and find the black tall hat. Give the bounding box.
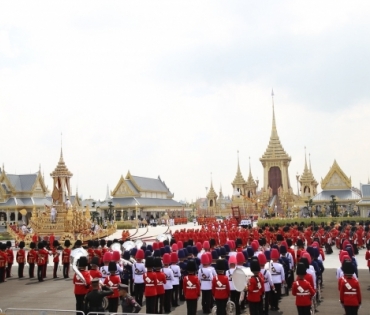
[153,257,162,269]
[6,241,11,247]
[296,262,306,276]
[145,256,154,268]
[188,239,194,246]
[210,239,216,248]
[187,260,196,272]
[64,240,71,247]
[216,259,226,273]
[77,256,88,268]
[53,240,60,247]
[30,242,36,249]
[38,242,44,249]
[107,240,113,247]
[74,240,82,247]
[19,241,25,248]
[93,240,99,248]
[91,256,100,266]
[108,261,117,272]
[342,260,354,275]
[87,240,94,247]
[276,234,284,241]
[100,239,106,246]
[235,238,242,247]
[250,259,260,272]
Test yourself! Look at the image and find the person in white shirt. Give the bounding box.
[170,253,181,307]
[258,253,275,315]
[226,256,241,315]
[50,206,57,223]
[270,249,285,311]
[132,249,146,306]
[65,198,72,209]
[162,253,174,313]
[198,254,213,314]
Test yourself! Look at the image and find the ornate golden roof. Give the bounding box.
[300,151,318,185]
[321,160,351,190]
[232,152,247,186]
[246,157,257,187]
[207,181,218,200]
[50,149,73,178]
[260,98,291,162]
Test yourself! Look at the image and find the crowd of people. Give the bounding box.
[0,219,367,315]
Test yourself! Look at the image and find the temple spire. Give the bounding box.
[271,89,278,138]
[232,150,246,185]
[304,146,308,171]
[309,153,312,172]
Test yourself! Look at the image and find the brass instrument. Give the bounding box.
[211,301,236,315]
[70,247,88,285]
[111,242,132,266]
[135,239,143,249]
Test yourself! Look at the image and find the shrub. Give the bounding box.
[257,217,352,228]
[116,222,137,229]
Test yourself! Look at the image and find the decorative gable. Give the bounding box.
[321,160,351,190]
[112,175,137,197]
[31,173,48,197]
[0,184,6,202]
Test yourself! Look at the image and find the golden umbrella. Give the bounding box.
[20,209,27,216]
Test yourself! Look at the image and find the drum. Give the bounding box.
[232,267,253,292]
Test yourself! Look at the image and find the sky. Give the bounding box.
[1,1,370,202]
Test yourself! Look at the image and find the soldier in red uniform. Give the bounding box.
[339,260,361,315]
[62,240,71,278]
[5,241,14,278]
[16,241,26,278]
[51,240,60,278]
[27,242,37,278]
[36,242,49,282]
[292,262,315,315]
[365,243,370,272]
[247,259,265,315]
[89,256,102,279]
[154,257,166,314]
[183,260,200,315]
[73,256,92,313]
[0,243,7,282]
[104,261,121,312]
[143,256,158,314]
[212,259,230,315]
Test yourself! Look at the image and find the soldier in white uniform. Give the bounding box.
[258,253,275,315]
[162,253,174,313]
[270,248,285,311]
[226,255,241,315]
[132,249,146,307]
[198,254,213,314]
[170,252,181,307]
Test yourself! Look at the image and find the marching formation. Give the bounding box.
[0,219,367,315]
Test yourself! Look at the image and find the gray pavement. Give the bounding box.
[1,266,370,314]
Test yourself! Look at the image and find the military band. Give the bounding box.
[0,219,368,315]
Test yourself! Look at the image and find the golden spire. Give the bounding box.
[207,172,218,199]
[50,145,73,178]
[299,148,317,184]
[232,150,247,185]
[247,157,257,187]
[260,91,291,161]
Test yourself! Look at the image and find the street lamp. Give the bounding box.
[135,203,138,229]
[107,201,114,223]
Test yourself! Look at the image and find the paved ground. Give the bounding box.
[1,267,369,314]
